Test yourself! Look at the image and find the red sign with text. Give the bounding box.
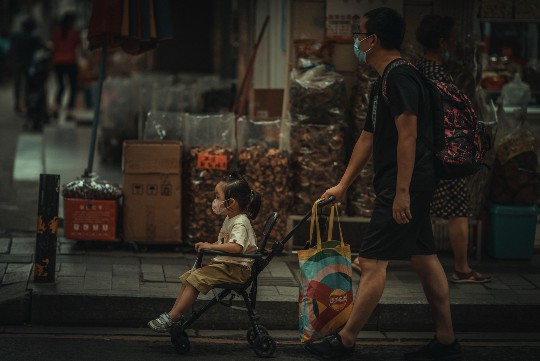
[196,153,228,171]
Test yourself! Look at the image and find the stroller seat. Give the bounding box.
[170,212,279,358]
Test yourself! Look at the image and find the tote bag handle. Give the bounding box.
[309,199,324,249]
[326,205,345,248]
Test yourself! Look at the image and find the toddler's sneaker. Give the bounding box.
[148,313,175,333]
[404,337,463,360]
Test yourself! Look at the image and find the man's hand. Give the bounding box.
[393,190,412,224]
[194,242,213,252]
[321,184,347,204]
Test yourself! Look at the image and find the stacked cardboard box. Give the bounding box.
[123,140,182,244]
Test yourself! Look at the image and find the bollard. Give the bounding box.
[34,174,60,283]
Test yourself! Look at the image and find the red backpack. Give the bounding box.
[380,59,490,180]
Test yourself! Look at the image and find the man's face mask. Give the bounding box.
[354,34,374,63]
[212,198,228,215]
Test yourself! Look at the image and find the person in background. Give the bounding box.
[305,7,462,361]
[10,17,40,114]
[0,28,11,84]
[416,14,491,284]
[51,12,82,119]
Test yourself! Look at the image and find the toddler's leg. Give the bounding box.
[169,283,199,321]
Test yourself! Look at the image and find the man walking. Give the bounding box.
[305,7,462,361]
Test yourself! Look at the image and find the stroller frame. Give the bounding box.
[170,196,335,358]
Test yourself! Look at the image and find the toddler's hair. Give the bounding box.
[221,172,261,220]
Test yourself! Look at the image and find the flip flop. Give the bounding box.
[450,269,492,284]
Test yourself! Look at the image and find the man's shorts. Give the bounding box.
[359,188,436,260]
[179,262,252,294]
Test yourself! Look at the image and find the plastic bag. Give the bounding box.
[62,175,122,200]
[289,65,348,125]
[237,118,290,245]
[489,108,540,205]
[143,111,184,140]
[501,73,532,107]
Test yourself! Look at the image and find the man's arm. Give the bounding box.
[393,111,417,224]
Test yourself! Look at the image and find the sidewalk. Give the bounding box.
[0,84,540,332]
[1,233,540,332]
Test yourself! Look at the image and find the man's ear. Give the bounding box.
[439,37,445,50]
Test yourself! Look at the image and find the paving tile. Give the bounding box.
[112,264,140,276]
[83,276,112,290]
[9,237,35,255]
[6,263,33,274]
[0,238,11,253]
[267,262,294,278]
[141,264,163,273]
[0,255,33,263]
[86,264,112,272]
[163,264,184,278]
[112,277,140,291]
[276,286,298,297]
[142,272,165,282]
[56,276,84,289]
[2,271,30,285]
[521,273,540,288]
[58,263,86,277]
[165,275,181,283]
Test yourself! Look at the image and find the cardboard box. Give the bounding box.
[64,198,118,241]
[123,140,182,244]
[250,89,284,120]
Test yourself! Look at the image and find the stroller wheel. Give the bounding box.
[253,334,276,358]
[170,327,190,354]
[246,325,268,345]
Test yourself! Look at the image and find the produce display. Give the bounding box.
[289,124,346,215]
[183,146,235,243]
[239,146,290,249]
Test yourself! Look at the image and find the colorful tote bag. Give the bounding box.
[298,201,353,343]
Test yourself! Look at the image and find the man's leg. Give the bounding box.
[410,254,455,343]
[448,217,470,273]
[338,257,388,347]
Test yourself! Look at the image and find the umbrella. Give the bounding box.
[84,0,173,176]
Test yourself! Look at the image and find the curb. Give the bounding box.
[20,292,540,332]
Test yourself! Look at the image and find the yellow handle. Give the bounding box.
[309,199,323,249]
[327,204,345,247]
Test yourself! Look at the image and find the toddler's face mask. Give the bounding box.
[212,198,228,215]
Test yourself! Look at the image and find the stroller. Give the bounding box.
[169,196,335,357]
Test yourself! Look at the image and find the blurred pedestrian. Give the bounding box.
[416,14,491,284]
[10,17,40,114]
[51,12,82,119]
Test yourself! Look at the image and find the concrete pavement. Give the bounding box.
[1,83,540,333]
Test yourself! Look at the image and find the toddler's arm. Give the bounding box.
[195,241,242,254]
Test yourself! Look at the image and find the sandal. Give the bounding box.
[351,257,362,275]
[450,269,492,284]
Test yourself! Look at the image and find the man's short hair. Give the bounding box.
[363,7,405,51]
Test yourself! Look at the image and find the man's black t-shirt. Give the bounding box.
[364,59,436,193]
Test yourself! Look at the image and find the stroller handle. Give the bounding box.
[316,195,336,208]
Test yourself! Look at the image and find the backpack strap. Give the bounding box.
[378,58,439,154]
[380,58,412,104]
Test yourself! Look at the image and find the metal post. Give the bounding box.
[34,174,60,283]
[85,44,107,176]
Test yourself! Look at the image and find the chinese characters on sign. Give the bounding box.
[196,153,229,171]
[325,0,404,43]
